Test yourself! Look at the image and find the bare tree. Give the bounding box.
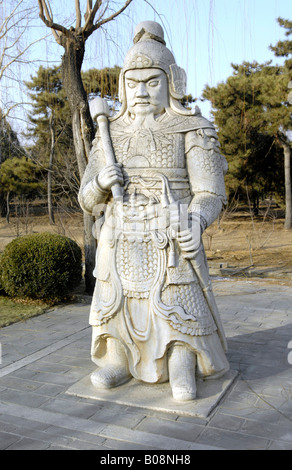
[37,0,133,293]
[48,113,55,225]
[0,1,47,217]
[0,1,48,118]
[0,1,33,81]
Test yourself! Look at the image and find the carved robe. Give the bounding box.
[78,109,229,384]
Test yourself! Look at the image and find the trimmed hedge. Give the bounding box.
[0,233,82,301]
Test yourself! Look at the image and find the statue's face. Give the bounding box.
[124,68,169,117]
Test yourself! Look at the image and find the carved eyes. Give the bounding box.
[148,80,159,87]
[126,80,160,89]
[127,81,137,89]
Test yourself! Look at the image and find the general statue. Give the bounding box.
[78,21,229,401]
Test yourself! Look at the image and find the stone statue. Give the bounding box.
[78,21,229,401]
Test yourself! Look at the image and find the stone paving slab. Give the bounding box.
[0,278,292,450]
[0,401,220,450]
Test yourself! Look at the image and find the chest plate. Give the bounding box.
[111,130,185,169]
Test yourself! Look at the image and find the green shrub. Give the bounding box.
[0,232,82,301]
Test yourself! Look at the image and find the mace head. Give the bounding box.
[89,97,110,121]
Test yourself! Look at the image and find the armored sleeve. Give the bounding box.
[185,128,228,230]
[78,135,110,215]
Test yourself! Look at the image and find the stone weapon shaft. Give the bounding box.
[166,186,227,352]
[89,97,123,200]
[189,248,228,352]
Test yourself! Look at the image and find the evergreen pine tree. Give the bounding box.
[203,58,291,226]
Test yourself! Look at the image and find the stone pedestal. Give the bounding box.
[66,370,238,419]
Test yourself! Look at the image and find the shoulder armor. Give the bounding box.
[185,128,220,153]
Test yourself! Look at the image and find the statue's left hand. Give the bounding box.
[169,207,202,258]
[177,228,201,259]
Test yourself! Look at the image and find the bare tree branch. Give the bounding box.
[83,0,102,32]
[0,103,29,121]
[45,0,54,23]
[75,0,82,29]
[84,0,93,22]
[95,1,110,26]
[0,2,37,40]
[0,0,24,35]
[91,0,133,34]
[92,0,103,18]
[0,2,50,83]
[0,34,50,81]
[38,0,68,43]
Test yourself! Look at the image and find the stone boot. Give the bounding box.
[168,344,197,401]
[91,337,132,389]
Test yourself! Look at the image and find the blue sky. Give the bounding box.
[4,0,291,132]
[127,0,292,117]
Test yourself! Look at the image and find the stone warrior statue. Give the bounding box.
[78,21,229,401]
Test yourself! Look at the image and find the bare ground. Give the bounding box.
[0,210,85,253]
[1,203,292,285]
[203,207,292,283]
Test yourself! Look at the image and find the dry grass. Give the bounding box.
[0,296,51,328]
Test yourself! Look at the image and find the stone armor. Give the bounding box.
[78,109,229,384]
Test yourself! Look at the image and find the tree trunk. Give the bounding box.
[6,191,10,224]
[0,194,7,218]
[37,0,134,293]
[48,114,55,225]
[278,133,292,230]
[61,34,96,294]
[283,141,292,230]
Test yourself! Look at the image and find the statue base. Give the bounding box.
[66,370,238,419]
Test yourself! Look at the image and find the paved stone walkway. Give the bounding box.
[0,278,291,450]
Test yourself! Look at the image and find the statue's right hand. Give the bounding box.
[97,163,124,191]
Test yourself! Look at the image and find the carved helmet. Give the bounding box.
[118,21,187,103]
